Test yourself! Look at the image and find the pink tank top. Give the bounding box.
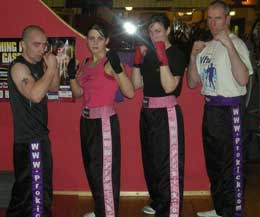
[79,57,118,108]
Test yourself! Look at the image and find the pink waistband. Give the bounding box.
[82,105,116,119]
[142,95,178,108]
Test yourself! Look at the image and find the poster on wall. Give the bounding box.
[0,37,76,102]
[47,37,75,101]
[0,39,21,101]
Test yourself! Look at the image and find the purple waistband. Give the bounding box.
[143,95,178,108]
[82,106,116,119]
[205,96,241,106]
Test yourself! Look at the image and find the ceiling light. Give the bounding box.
[125,6,133,11]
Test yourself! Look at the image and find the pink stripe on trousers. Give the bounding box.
[101,115,115,217]
[167,107,180,217]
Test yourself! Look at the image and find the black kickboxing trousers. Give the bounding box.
[6,135,53,217]
[202,104,246,217]
[80,115,120,217]
[140,105,185,217]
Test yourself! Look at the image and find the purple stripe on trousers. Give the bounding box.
[102,115,115,217]
[30,141,43,217]
[205,95,243,216]
[167,107,180,217]
[232,106,243,217]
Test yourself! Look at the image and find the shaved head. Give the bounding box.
[22,25,45,41]
[208,0,230,16]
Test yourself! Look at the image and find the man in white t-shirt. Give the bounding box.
[187,1,253,217]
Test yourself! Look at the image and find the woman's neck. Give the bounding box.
[88,51,106,67]
[92,51,106,63]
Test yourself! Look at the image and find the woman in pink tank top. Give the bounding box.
[67,22,134,217]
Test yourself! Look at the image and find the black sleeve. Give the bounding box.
[166,45,187,77]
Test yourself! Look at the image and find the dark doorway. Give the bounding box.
[231,18,245,38]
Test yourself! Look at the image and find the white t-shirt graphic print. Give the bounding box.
[196,33,253,97]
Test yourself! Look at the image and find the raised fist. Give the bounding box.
[67,58,77,80]
[154,41,168,66]
[106,50,123,74]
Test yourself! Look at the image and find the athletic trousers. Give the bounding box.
[203,96,246,217]
[80,106,120,217]
[140,96,185,217]
[6,135,53,217]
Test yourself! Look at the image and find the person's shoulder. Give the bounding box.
[230,34,248,50]
[169,43,180,51]
[168,44,184,55]
[11,61,30,77]
[11,55,30,69]
[230,33,245,44]
[167,44,188,66]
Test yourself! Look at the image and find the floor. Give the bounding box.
[0,163,259,217]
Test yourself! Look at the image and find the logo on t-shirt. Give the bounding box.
[200,56,217,92]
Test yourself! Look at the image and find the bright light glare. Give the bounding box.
[125,6,133,11]
[123,22,137,35]
[178,12,184,16]
[229,11,236,16]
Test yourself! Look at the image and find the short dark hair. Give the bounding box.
[208,0,230,16]
[22,25,45,41]
[147,13,171,30]
[87,22,109,38]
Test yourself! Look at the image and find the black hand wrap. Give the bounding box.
[106,50,123,74]
[67,58,77,80]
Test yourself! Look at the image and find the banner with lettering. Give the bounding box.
[0,39,21,100]
[0,37,76,101]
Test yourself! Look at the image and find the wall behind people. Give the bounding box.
[0,0,208,192]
